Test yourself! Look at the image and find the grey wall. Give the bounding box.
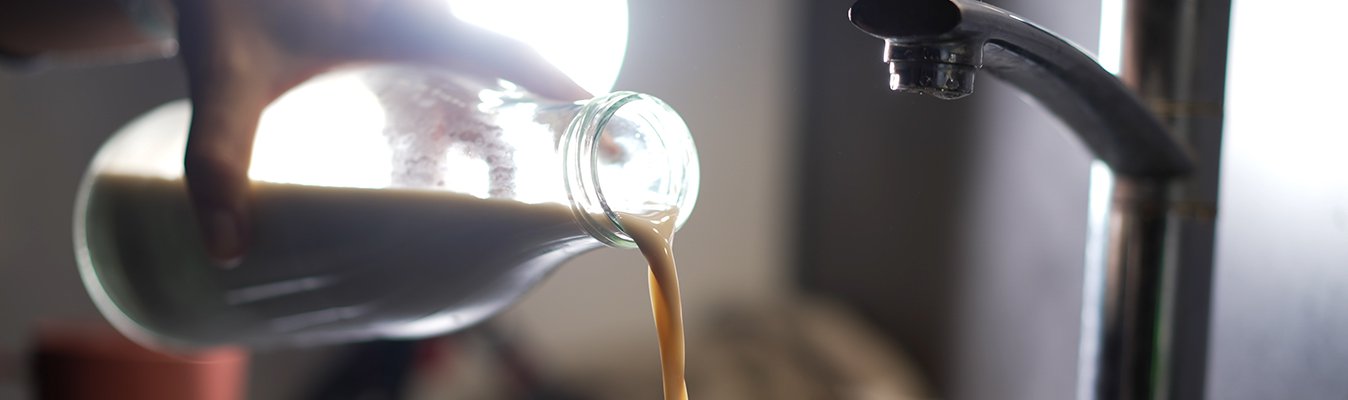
[0,60,186,398]
[0,56,348,400]
[799,0,1099,399]
[1206,1,1348,397]
[797,0,978,392]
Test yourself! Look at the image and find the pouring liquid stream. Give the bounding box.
[618,210,689,400]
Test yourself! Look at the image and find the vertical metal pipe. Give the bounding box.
[1081,173,1171,400]
[1112,0,1230,398]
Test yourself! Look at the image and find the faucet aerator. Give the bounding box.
[888,60,975,100]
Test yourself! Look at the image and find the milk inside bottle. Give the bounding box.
[74,65,700,348]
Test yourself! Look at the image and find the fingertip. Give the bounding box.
[504,73,591,103]
[438,22,593,102]
[216,256,244,270]
[200,207,249,268]
[180,87,267,268]
[551,80,593,102]
[514,68,592,102]
[183,135,255,268]
[482,58,591,101]
[186,200,252,270]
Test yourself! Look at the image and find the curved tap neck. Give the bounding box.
[850,0,1192,177]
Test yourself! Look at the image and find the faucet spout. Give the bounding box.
[848,1,1226,400]
[882,40,980,99]
[849,0,1191,176]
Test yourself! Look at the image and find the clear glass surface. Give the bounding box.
[73,65,698,347]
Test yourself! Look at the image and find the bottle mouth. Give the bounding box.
[562,92,700,248]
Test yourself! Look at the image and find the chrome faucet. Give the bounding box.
[848,0,1231,399]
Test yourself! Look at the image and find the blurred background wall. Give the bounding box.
[0,59,188,399]
[799,0,1097,398]
[0,53,352,400]
[1,0,1347,399]
[1206,1,1348,397]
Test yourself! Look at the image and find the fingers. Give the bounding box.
[174,0,274,266]
[169,0,593,266]
[363,6,592,101]
[259,0,593,100]
[181,85,267,267]
[444,24,592,101]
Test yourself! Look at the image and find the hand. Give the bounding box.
[171,0,592,264]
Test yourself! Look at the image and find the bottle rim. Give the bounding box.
[561,92,700,248]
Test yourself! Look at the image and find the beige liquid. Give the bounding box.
[619,211,689,400]
[81,174,595,345]
[82,174,691,398]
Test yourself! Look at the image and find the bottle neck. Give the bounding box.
[561,92,699,248]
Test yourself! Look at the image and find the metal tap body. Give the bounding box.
[849,0,1230,398]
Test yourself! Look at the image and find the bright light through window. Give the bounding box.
[445,0,630,95]
[1224,0,1348,187]
[1096,0,1124,74]
[251,72,392,188]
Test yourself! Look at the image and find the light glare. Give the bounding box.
[1097,0,1124,74]
[445,0,629,95]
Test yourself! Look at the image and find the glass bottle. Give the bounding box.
[73,65,699,347]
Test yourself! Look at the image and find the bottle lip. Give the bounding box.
[562,91,700,248]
